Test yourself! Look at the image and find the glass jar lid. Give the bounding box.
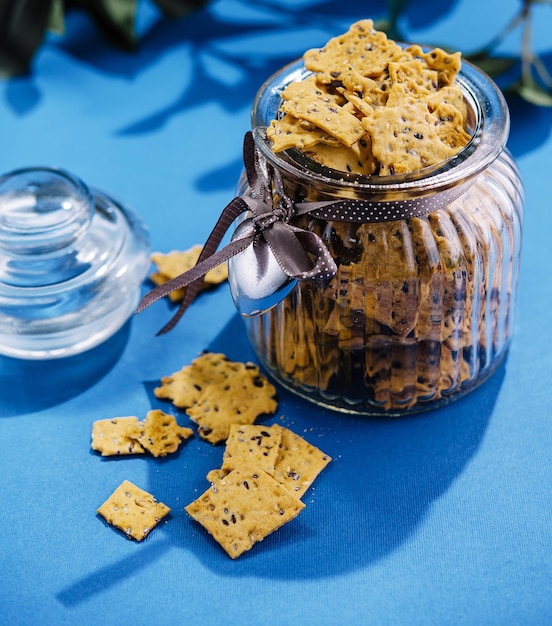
[0,167,150,359]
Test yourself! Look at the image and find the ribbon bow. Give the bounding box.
[136,131,337,334]
[137,131,469,334]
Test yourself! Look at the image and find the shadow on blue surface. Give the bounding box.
[4,0,550,158]
[56,313,502,606]
[4,0,459,131]
[0,320,131,418]
[178,314,503,577]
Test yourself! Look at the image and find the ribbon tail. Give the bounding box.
[263,221,314,277]
[288,228,338,280]
[136,195,253,332]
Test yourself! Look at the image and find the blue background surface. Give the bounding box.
[1,1,551,624]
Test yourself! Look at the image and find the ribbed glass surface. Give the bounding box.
[244,150,523,414]
[236,57,524,415]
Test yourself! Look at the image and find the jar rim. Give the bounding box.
[251,55,509,201]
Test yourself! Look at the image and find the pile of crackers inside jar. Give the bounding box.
[260,20,488,412]
[267,19,471,175]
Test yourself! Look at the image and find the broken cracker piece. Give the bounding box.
[155,353,277,445]
[138,409,194,458]
[150,246,228,302]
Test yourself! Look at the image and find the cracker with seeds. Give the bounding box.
[267,20,470,176]
[304,19,406,83]
[303,136,377,175]
[185,465,305,559]
[91,416,145,456]
[150,246,228,302]
[220,424,282,476]
[280,89,365,147]
[272,425,332,498]
[388,59,439,94]
[266,114,340,153]
[361,100,460,175]
[155,353,278,445]
[138,409,194,457]
[405,45,462,86]
[97,480,170,541]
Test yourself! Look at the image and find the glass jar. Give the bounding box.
[0,167,150,359]
[236,57,523,415]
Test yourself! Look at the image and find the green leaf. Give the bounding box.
[48,0,65,35]
[465,53,517,78]
[510,77,552,107]
[154,0,211,19]
[68,0,139,49]
[373,18,392,36]
[0,0,54,77]
[385,0,409,20]
[94,0,138,48]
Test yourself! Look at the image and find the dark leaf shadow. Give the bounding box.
[399,0,461,32]
[0,320,131,418]
[4,76,41,114]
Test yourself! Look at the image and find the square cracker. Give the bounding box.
[91,416,145,456]
[220,424,283,476]
[272,425,331,498]
[97,480,170,541]
[185,465,305,559]
[138,409,194,457]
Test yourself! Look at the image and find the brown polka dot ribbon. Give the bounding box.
[136,131,465,334]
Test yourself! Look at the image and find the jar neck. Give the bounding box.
[251,57,509,208]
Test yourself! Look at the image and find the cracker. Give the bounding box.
[138,409,194,457]
[185,465,305,558]
[154,353,278,445]
[304,19,406,83]
[268,20,470,175]
[220,424,282,476]
[186,376,277,445]
[91,416,145,456]
[280,89,365,147]
[150,246,228,302]
[266,114,340,153]
[431,101,471,149]
[361,100,459,175]
[425,84,467,122]
[272,425,331,498]
[155,352,232,408]
[303,136,377,175]
[388,59,438,94]
[405,45,462,86]
[97,480,170,541]
[280,73,345,107]
[339,67,383,106]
